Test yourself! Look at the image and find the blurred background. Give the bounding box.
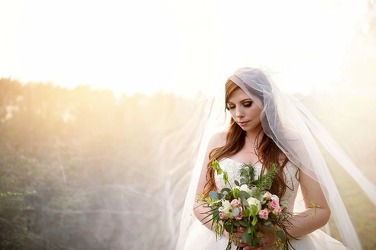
[0,0,375,249]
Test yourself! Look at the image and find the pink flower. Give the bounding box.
[219,212,226,219]
[268,199,280,210]
[272,207,282,215]
[230,198,241,207]
[258,208,269,220]
[235,206,243,220]
[263,191,272,200]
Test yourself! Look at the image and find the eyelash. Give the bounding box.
[243,102,253,107]
[226,102,253,110]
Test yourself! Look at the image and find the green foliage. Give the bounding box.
[255,164,277,191]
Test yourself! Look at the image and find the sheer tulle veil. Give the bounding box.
[176,67,376,250]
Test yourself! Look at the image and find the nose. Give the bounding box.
[235,106,244,117]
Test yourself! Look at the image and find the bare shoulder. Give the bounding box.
[207,131,227,150]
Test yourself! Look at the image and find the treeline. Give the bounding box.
[0,78,207,250]
[1,78,375,249]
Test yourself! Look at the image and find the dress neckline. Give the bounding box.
[221,157,261,167]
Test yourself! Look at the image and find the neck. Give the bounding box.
[246,128,264,142]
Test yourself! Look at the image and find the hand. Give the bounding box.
[235,227,259,250]
[234,227,251,249]
[259,230,277,249]
[235,227,276,250]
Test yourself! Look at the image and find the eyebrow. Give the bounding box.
[227,98,253,104]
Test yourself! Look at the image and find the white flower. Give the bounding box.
[239,184,253,194]
[219,200,234,218]
[271,194,279,202]
[247,197,261,212]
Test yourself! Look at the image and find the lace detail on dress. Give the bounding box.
[280,162,300,211]
[215,158,299,212]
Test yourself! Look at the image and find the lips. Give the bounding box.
[238,121,249,126]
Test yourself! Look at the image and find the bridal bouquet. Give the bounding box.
[199,160,292,250]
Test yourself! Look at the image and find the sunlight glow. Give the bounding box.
[0,0,370,96]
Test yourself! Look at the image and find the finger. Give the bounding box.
[239,243,263,250]
[237,240,250,248]
[238,240,248,246]
[243,246,263,250]
[240,245,251,250]
[242,242,265,250]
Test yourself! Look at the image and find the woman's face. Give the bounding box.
[226,87,262,133]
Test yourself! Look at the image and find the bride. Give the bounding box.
[176,67,375,249]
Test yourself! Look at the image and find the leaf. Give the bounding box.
[264,220,272,226]
[250,205,258,216]
[234,180,240,186]
[212,208,220,220]
[223,172,229,185]
[209,191,218,200]
[226,240,232,250]
[247,225,254,234]
[243,208,251,217]
[253,237,262,247]
[238,220,248,227]
[224,221,234,233]
[212,160,223,175]
[257,163,278,190]
[221,187,231,194]
[253,192,263,202]
[242,231,253,245]
[200,208,220,224]
[238,190,251,200]
[233,221,241,227]
[233,188,239,198]
[232,207,240,217]
[258,223,270,233]
[276,229,287,241]
[252,215,258,226]
[239,177,246,185]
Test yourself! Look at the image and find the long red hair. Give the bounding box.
[203,79,289,198]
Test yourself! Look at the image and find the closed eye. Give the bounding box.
[226,104,235,110]
[226,100,253,110]
[243,101,253,107]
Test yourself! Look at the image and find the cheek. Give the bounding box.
[228,110,237,118]
[254,114,262,124]
[249,110,262,125]
[250,107,262,118]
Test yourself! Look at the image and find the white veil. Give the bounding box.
[176,67,376,250]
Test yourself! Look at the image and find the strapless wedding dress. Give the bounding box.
[182,158,348,250]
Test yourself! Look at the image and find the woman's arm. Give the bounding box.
[193,132,226,230]
[286,170,331,238]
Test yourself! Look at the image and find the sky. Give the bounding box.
[0,0,371,96]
